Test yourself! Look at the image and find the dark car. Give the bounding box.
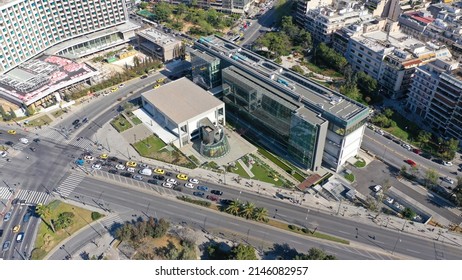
[154,175,165,180]
[121,172,132,177]
[412,148,422,155]
[193,192,205,197]
[147,179,159,185]
[0,229,3,237]
[82,117,88,123]
[392,138,401,145]
[166,172,173,177]
[108,169,118,174]
[197,186,209,192]
[140,75,148,79]
[23,211,32,223]
[30,147,36,152]
[211,190,223,196]
[109,156,119,162]
[72,119,80,126]
[220,199,234,205]
[12,198,19,205]
[384,134,393,140]
[33,138,40,143]
[420,152,432,159]
[74,122,82,129]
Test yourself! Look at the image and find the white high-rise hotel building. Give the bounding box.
[0,0,136,74]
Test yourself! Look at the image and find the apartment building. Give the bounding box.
[0,0,138,74]
[305,0,373,44]
[407,58,462,141]
[345,22,451,98]
[163,0,252,14]
[294,0,334,27]
[193,35,370,172]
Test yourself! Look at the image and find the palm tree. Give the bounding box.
[226,201,241,216]
[240,202,256,219]
[253,207,268,222]
[35,203,55,232]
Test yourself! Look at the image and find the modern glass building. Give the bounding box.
[190,49,222,90]
[0,0,135,74]
[192,35,370,172]
[222,66,327,170]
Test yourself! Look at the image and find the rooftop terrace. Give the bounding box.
[195,35,368,123]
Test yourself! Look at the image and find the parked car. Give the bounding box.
[127,167,136,173]
[120,172,132,177]
[220,199,234,205]
[154,168,165,174]
[189,178,199,184]
[166,178,177,184]
[443,161,453,167]
[211,190,223,196]
[420,152,432,159]
[401,143,412,151]
[115,164,126,170]
[147,179,159,185]
[197,186,209,192]
[126,161,137,167]
[373,185,382,192]
[206,195,219,201]
[19,138,29,144]
[405,159,417,167]
[72,119,80,126]
[412,148,422,155]
[443,177,454,184]
[132,175,143,181]
[108,169,118,174]
[162,182,173,188]
[177,173,188,180]
[184,183,195,188]
[193,192,205,197]
[154,175,165,180]
[139,168,152,176]
[91,164,102,170]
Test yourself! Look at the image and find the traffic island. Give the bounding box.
[30,200,104,260]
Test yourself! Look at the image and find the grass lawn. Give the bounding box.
[354,159,366,168]
[131,117,142,125]
[31,200,104,260]
[302,60,344,78]
[110,114,132,132]
[383,111,420,142]
[231,161,251,179]
[344,173,355,182]
[258,148,306,182]
[25,114,53,127]
[132,135,166,157]
[51,110,65,118]
[251,162,284,186]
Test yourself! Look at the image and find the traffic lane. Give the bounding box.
[71,179,394,260]
[75,177,462,259]
[81,166,462,259]
[363,129,454,177]
[1,205,26,259]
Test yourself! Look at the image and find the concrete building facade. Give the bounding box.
[137,28,182,62]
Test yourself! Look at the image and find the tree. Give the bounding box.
[240,202,256,219]
[294,247,337,260]
[417,130,431,147]
[226,201,241,216]
[452,178,462,206]
[154,2,172,23]
[253,207,268,222]
[35,204,55,232]
[139,2,148,9]
[356,71,377,95]
[230,244,257,260]
[152,218,169,238]
[400,165,407,176]
[290,65,304,74]
[315,43,347,72]
[401,207,416,220]
[9,108,16,119]
[176,3,187,16]
[295,29,312,51]
[339,84,362,102]
[424,169,439,187]
[383,108,394,118]
[54,212,74,230]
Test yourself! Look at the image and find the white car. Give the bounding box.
[385,197,394,204]
[115,164,125,170]
[443,161,453,166]
[91,164,102,170]
[0,151,7,158]
[84,155,94,161]
[19,138,29,144]
[401,144,411,151]
[373,185,382,192]
[166,178,177,184]
[443,177,454,184]
[189,178,199,184]
[127,167,136,173]
[162,182,173,188]
[376,129,384,136]
[184,183,195,188]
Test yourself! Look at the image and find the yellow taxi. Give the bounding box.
[177,173,188,181]
[126,161,137,167]
[100,154,108,160]
[157,77,165,84]
[111,87,118,92]
[7,130,16,135]
[154,168,165,175]
[13,225,21,233]
[153,84,160,89]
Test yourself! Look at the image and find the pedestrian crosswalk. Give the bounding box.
[11,141,30,152]
[16,189,50,205]
[39,126,70,143]
[68,137,102,154]
[0,187,13,200]
[100,214,124,231]
[55,172,86,198]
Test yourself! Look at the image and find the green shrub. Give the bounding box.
[91,212,103,221]
[288,224,296,230]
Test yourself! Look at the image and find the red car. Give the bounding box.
[412,148,422,155]
[405,159,417,167]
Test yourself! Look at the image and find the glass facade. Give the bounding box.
[199,132,230,158]
[222,67,321,170]
[191,52,221,90]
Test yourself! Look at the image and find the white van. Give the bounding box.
[139,168,152,176]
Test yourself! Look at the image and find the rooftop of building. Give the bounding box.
[45,21,139,58]
[137,28,180,47]
[195,35,368,122]
[142,77,223,125]
[401,11,435,25]
[352,29,445,57]
[306,1,371,23]
[0,54,97,105]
